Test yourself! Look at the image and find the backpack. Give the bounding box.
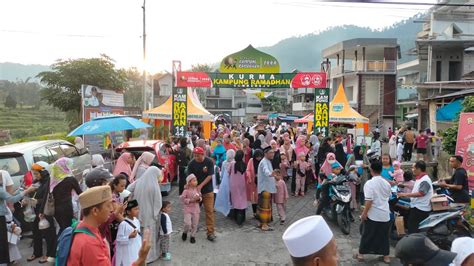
[55,223,96,266]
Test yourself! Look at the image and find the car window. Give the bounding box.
[158,143,168,156]
[0,155,28,177]
[33,147,53,163]
[60,144,79,158]
[48,145,65,161]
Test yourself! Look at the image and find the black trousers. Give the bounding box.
[316,196,330,215]
[54,208,73,237]
[0,216,9,264]
[178,166,187,195]
[32,215,57,257]
[403,143,414,161]
[407,207,430,234]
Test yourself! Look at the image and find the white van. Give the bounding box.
[0,140,91,188]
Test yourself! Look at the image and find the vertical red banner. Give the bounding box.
[455,112,474,191]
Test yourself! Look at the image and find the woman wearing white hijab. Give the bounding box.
[127,166,162,264]
[130,151,155,182]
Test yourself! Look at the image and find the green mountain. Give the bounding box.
[0,62,50,82]
[259,14,423,72]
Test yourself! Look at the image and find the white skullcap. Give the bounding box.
[451,237,474,266]
[282,215,333,258]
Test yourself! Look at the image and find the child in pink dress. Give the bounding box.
[179,174,202,244]
[279,153,290,181]
[294,152,310,196]
[390,161,404,183]
[274,170,289,225]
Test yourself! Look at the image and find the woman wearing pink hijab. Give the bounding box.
[320,152,337,177]
[113,152,134,178]
[130,151,155,182]
[291,135,310,194]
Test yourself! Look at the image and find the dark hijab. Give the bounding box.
[234,150,247,174]
[353,146,364,161]
[335,142,347,167]
[252,149,264,175]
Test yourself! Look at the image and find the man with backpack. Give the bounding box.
[178,137,193,195]
[58,186,150,266]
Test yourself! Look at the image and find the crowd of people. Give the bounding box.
[0,121,471,265]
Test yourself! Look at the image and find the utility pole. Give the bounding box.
[142,0,147,111]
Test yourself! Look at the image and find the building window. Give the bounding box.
[345,86,354,101]
[206,99,217,108]
[365,80,380,105]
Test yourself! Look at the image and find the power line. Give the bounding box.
[276,1,429,11]
[316,0,474,7]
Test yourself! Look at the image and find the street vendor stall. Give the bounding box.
[296,84,369,134]
[142,88,214,139]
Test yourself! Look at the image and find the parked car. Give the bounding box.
[116,140,177,195]
[0,140,91,189]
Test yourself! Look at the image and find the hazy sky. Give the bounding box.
[0,0,435,73]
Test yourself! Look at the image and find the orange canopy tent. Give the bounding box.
[142,88,214,139]
[297,84,369,134]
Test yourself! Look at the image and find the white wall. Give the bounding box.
[343,76,358,104]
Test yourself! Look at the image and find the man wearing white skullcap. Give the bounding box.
[282,215,338,265]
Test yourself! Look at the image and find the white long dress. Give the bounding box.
[114,218,142,266]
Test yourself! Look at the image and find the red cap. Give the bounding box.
[193,147,205,155]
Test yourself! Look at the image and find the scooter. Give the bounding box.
[418,204,473,250]
[319,173,354,235]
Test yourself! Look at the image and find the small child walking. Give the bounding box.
[180,174,202,244]
[114,200,141,266]
[294,152,310,196]
[159,201,173,261]
[274,170,289,224]
[390,161,404,183]
[397,139,404,162]
[279,153,290,181]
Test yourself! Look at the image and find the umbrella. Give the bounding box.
[68,115,151,136]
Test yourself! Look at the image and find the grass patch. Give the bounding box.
[0,105,68,142]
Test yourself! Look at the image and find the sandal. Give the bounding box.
[39,257,49,264]
[27,255,39,262]
[353,253,364,262]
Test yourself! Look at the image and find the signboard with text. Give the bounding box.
[314,88,330,137]
[176,72,327,89]
[81,85,125,154]
[172,87,188,137]
[455,112,474,191]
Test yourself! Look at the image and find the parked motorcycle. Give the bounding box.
[318,173,354,235]
[418,204,472,250]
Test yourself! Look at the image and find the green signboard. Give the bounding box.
[219,45,280,73]
[314,88,330,137]
[172,87,187,137]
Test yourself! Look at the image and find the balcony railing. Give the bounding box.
[331,60,397,75]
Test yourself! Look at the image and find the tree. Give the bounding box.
[441,96,474,155]
[123,67,143,108]
[5,93,17,109]
[37,54,127,128]
[261,95,286,113]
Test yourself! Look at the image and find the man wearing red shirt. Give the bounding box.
[415,130,429,161]
[68,186,150,266]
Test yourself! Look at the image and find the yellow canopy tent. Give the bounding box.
[142,88,214,139]
[298,84,369,134]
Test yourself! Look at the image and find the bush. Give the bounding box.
[441,96,474,155]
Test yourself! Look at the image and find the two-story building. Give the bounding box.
[322,38,399,134]
[395,0,474,132]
